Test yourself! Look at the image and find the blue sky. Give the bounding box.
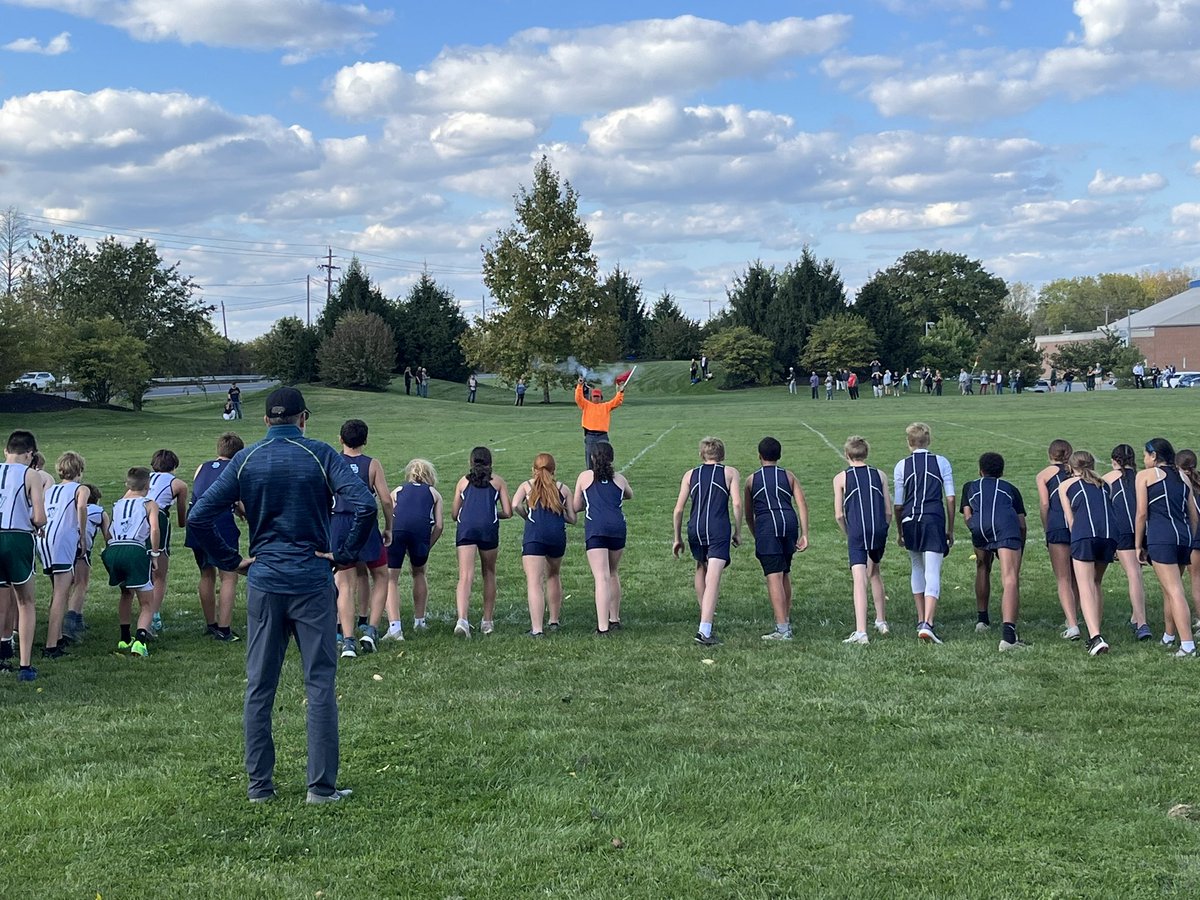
[1,0,1197,337]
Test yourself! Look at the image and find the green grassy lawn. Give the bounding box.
[4,366,1200,898]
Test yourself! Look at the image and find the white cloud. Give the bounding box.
[1088,168,1166,194]
[327,15,851,119]
[875,0,988,13]
[820,54,904,80]
[583,99,793,155]
[430,113,541,159]
[1010,198,1105,225]
[8,0,389,61]
[1172,202,1200,224]
[849,201,975,232]
[1075,0,1200,51]
[3,31,71,55]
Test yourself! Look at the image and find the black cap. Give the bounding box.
[265,387,308,419]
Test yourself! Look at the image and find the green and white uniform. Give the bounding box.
[37,481,83,574]
[102,497,154,591]
[148,472,178,555]
[0,462,36,587]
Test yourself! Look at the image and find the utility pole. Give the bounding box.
[481,294,486,321]
[221,301,228,339]
[705,298,714,321]
[318,247,340,302]
[306,274,311,326]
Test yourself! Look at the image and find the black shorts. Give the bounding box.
[848,544,886,567]
[758,553,793,576]
[1114,532,1135,552]
[985,538,1023,552]
[689,537,731,565]
[1072,537,1115,564]
[1147,543,1191,566]
[585,535,625,552]
[1045,527,1071,546]
[523,540,565,559]
[387,532,430,570]
[191,546,225,572]
[456,536,499,552]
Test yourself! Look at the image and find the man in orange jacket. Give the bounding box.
[576,374,627,468]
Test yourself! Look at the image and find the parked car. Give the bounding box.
[1177,373,1200,388]
[1165,371,1200,388]
[1029,380,1051,393]
[10,371,56,391]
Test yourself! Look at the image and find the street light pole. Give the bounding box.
[925,321,935,336]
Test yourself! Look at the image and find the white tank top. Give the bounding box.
[110,497,152,544]
[0,463,34,531]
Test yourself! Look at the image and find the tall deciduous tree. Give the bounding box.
[851,280,920,369]
[977,308,1043,384]
[855,250,1007,367]
[918,314,978,374]
[1050,334,1140,383]
[1031,274,1152,335]
[773,248,848,372]
[1137,267,1197,303]
[801,313,878,372]
[1,206,31,297]
[469,157,612,402]
[64,317,153,409]
[395,273,469,380]
[20,232,215,376]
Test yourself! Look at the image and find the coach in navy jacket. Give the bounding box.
[189,386,376,804]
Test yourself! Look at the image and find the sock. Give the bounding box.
[20,665,32,672]
[457,618,469,629]
[389,619,403,630]
[208,621,218,629]
[1184,641,1196,653]
[413,617,426,627]
[977,611,990,625]
[135,628,149,643]
[357,615,368,628]
[1163,633,1176,645]
[0,640,10,660]
[120,624,132,642]
[1002,622,1017,644]
[217,626,231,638]
[777,622,791,634]
[699,622,713,638]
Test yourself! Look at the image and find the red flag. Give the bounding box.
[615,369,633,385]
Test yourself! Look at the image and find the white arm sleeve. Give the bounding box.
[938,455,955,498]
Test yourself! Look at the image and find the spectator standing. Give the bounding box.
[403,366,413,395]
[188,387,377,804]
[515,378,526,406]
[228,383,242,419]
[467,374,478,404]
[809,371,819,399]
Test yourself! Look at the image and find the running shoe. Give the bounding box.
[340,637,358,659]
[1135,624,1153,642]
[842,631,869,645]
[412,620,429,632]
[480,620,495,635]
[117,640,132,652]
[359,629,376,654]
[761,629,793,641]
[547,622,561,632]
[873,621,890,636]
[206,624,222,638]
[694,632,722,646]
[1175,647,1196,658]
[1061,625,1081,641]
[41,644,67,659]
[130,640,149,658]
[213,629,241,643]
[608,620,623,631]
[975,621,991,633]
[306,788,353,805]
[382,624,405,642]
[1087,635,1109,656]
[917,622,943,644]
[453,621,471,638]
[525,630,545,638]
[998,638,1030,652]
[17,667,37,682]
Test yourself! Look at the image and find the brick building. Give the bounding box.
[1035,279,1200,373]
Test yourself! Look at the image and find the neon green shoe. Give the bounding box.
[129,640,149,658]
[117,640,132,652]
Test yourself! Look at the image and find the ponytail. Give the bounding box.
[527,453,564,514]
[1069,450,1104,488]
[1177,449,1200,494]
[1110,443,1136,470]
[590,441,615,481]
[467,446,492,488]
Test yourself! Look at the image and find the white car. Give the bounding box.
[1029,379,1051,393]
[1165,371,1200,388]
[11,371,56,391]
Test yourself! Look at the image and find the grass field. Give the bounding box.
[4,365,1200,898]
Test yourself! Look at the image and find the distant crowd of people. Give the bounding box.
[786,361,1029,399]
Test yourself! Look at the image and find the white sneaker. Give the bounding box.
[975,621,990,633]
[412,620,429,632]
[874,620,890,635]
[381,625,405,642]
[999,639,1029,652]
[842,631,869,645]
[1061,625,1081,641]
[917,622,943,644]
[480,620,495,635]
[453,621,471,638]
[761,629,793,641]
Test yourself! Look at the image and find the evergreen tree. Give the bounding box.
[467,157,612,402]
[396,273,469,380]
[646,292,702,359]
[317,257,397,337]
[603,265,647,358]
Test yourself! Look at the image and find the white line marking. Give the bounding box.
[935,419,1040,447]
[430,428,551,462]
[800,421,844,460]
[621,423,680,473]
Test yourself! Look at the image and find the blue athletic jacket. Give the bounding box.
[187,424,377,594]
